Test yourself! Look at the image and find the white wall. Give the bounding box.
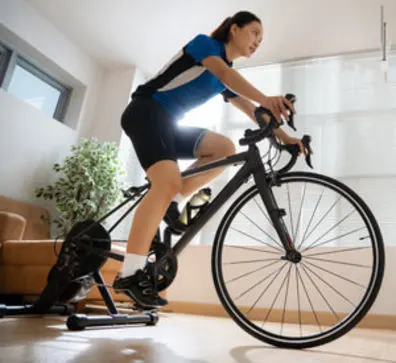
[0,90,77,202]
[0,0,104,211]
[0,0,143,237]
[106,68,148,241]
[168,246,395,316]
[24,0,396,76]
[91,67,137,144]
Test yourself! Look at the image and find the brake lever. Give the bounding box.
[275,134,313,169]
[301,135,313,169]
[285,93,297,131]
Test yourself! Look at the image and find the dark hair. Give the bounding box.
[211,11,261,43]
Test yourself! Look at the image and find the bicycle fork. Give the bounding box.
[253,167,302,263]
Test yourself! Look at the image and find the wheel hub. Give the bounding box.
[283,249,302,263]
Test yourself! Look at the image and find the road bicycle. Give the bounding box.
[1,94,384,349]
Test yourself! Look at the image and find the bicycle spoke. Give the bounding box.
[234,262,287,302]
[301,209,357,253]
[231,226,283,252]
[303,260,367,289]
[296,265,322,332]
[244,262,288,314]
[295,265,303,337]
[299,263,340,321]
[287,184,295,239]
[299,195,342,250]
[293,183,307,246]
[298,190,324,250]
[253,197,272,226]
[225,257,281,265]
[301,226,366,253]
[226,260,282,284]
[259,264,292,328]
[225,245,281,255]
[304,246,371,258]
[304,256,371,269]
[280,264,293,335]
[239,211,284,250]
[301,262,357,306]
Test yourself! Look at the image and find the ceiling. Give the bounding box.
[27,0,396,75]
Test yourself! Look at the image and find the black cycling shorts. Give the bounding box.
[121,97,209,171]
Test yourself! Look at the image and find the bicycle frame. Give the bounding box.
[173,143,295,256]
[96,141,296,262]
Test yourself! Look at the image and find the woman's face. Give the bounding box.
[230,21,263,58]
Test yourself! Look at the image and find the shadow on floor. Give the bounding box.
[230,345,396,363]
[0,316,208,363]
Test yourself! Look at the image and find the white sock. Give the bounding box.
[120,253,147,277]
[172,193,184,204]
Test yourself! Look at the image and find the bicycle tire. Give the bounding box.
[212,171,384,349]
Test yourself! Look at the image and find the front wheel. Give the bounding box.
[212,172,384,349]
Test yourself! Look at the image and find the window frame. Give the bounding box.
[0,41,71,122]
[0,43,12,86]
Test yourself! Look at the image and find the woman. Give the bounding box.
[113,11,304,309]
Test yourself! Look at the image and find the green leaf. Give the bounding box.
[34,137,124,232]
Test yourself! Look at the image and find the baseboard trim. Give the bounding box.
[163,301,396,331]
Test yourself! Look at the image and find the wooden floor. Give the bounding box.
[0,311,395,363]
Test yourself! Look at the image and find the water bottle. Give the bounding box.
[179,188,212,226]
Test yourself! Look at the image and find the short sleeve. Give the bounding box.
[221,88,239,102]
[184,34,222,63]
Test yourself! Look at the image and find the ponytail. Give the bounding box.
[211,11,261,43]
[211,17,233,43]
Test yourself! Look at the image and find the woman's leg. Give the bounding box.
[125,159,182,256]
[123,131,235,256]
[179,131,236,197]
[114,131,234,308]
[114,160,181,308]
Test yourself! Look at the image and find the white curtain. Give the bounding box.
[216,50,396,247]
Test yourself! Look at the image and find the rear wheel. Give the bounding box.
[212,172,384,349]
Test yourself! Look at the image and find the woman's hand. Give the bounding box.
[283,136,305,156]
[260,95,296,122]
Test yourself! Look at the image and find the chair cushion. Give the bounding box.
[0,196,50,240]
[0,211,27,242]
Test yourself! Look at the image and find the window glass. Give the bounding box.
[8,63,61,118]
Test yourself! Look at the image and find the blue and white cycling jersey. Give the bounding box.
[133,34,238,119]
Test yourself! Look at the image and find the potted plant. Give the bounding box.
[35,138,125,237]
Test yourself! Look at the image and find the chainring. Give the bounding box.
[149,241,178,292]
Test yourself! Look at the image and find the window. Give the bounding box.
[0,42,71,122]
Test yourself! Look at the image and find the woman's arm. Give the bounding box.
[229,97,286,140]
[229,96,305,153]
[201,56,295,121]
[202,56,305,154]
